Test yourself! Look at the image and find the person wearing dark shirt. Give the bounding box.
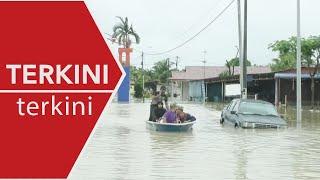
[154,102,166,121]
[149,86,169,121]
[149,91,160,121]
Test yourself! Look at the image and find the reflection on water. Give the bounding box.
[70,103,320,180]
[278,106,320,129]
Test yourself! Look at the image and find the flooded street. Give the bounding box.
[70,102,320,180]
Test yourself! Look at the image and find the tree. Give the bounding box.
[269,37,297,71]
[219,71,230,79]
[227,57,252,67]
[112,16,140,48]
[153,59,172,84]
[221,57,252,78]
[130,65,141,83]
[269,36,320,109]
[302,36,320,109]
[130,59,173,98]
[225,57,251,75]
[134,83,143,98]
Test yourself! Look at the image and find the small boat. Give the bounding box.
[146,121,195,132]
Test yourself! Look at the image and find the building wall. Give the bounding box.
[189,80,203,102]
[181,81,189,101]
[206,79,275,103]
[279,78,320,105]
[247,79,275,103]
[207,82,223,102]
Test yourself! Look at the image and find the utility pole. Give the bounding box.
[296,0,302,125]
[175,56,179,70]
[166,58,173,101]
[202,50,207,103]
[141,51,145,103]
[237,0,245,99]
[242,0,248,99]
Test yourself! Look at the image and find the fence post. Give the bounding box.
[285,95,288,109]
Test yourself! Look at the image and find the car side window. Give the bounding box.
[227,101,235,110]
[232,101,240,112]
[228,100,237,111]
[230,101,238,111]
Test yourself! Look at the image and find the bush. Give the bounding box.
[134,83,143,98]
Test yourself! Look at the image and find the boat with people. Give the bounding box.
[147,86,196,132]
[146,121,195,132]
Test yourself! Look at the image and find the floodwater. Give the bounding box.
[69,102,320,180]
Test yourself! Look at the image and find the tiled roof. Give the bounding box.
[171,66,271,80]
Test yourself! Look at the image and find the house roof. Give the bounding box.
[170,66,271,81]
[274,73,320,79]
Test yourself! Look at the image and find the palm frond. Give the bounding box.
[116,16,125,25]
[129,31,140,44]
[112,29,124,39]
[118,34,124,46]
[112,23,124,33]
[113,16,140,47]
[125,17,128,25]
[123,17,129,32]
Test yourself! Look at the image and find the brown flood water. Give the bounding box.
[70,102,320,180]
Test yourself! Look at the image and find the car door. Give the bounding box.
[225,100,237,123]
[229,100,240,124]
[222,103,230,119]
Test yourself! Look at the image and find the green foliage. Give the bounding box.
[152,59,171,83]
[270,36,320,108]
[269,37,297,71]
[130,66,141,83]
[130,58,172,97]
[222,57,252,77]
[112,16,140,48]
[219,71,231,79]
[269,36,320,71]
[134,83,143,98]
[226,57,251,67]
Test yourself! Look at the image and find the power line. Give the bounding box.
[143,0,235,56]
[172,0,224,41]
[104,0,235,66]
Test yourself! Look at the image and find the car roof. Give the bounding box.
[232,98,273,105]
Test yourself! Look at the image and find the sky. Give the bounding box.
[85,0,320,69]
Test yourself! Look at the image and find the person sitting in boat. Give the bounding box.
[149,86,169,121]
[161,103,178,123]
[154,102,166,121]
[176,106,196,123]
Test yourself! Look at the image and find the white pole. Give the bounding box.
[142,52,145,103]
[242,0,248,99]
[202,50,207,104]
[296,0,302,124]
[237,0,244,98]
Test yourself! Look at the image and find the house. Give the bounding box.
[171,66,320,105]
[170,66,272,102]
[274,67,320,106]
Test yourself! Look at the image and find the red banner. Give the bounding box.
[0,1,122,178]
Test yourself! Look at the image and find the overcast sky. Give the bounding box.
[85,0,320,69]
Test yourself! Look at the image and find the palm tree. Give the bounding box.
[112,16,140,48]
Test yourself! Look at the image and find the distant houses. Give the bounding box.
[170,66,320,105]
[274,67,320,106]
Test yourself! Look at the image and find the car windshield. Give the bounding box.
[238,102,279,116]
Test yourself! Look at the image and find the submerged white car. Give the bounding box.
[220,99,287,128]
